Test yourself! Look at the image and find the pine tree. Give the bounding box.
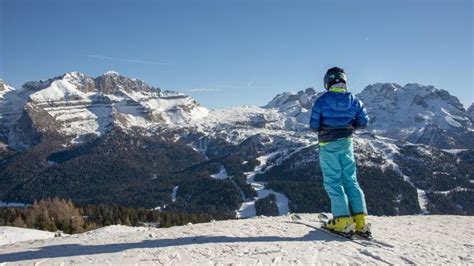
[13,216,26,228]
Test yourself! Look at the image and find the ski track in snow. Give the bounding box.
[236,152,290,218]
[403,175,430,214]
[170,186,179,203]
[0,215,472,265]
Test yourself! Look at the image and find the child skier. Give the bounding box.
[309,67,371,237]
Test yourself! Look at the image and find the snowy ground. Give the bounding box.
[0,227,56,246]
[0,215,472,265]
[0,202,29,208]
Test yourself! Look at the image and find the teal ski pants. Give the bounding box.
[319,138,367,218]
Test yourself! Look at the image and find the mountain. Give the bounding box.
[263,84,474,149]
[0,80,32,149]
[1,71,208,150]
[0,80,14,98]
[1,214,473,264]
[357,83,474,149]
[0,73,472,219]
[0,80,15,148]
[263,87,322,127]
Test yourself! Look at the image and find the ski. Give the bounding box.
[290,213,355,240]
[317,212,375,239]
[290,213,391,247]
[354,225,373,240]
[318,213,380,243]
[290,213,396,249]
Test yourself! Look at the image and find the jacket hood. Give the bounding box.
[326,92,354,111]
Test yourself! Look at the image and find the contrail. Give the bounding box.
[189,88,223,93]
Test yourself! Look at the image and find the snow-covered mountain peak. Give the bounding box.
[0,79,10,90]
[405,83,464,111]
[0,80,15,99]
[358,83,401,100]
[263,88,323,126]
[264,87,319,110]
[357,83,473,148]
[361,83,464,111]
[29,77,89,103]
[258,88,323,132]
[63,71,88,80]
[104,70,120,76]
[2,72,209,148]
[95,71,152,94]
[62,71,91,81]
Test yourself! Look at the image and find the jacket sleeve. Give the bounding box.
[355,99,369,129]
[309,99,322,131]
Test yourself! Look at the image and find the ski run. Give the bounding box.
[236,152,290,218]
[0,214,472,265]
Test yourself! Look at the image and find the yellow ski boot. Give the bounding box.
[323,217,355,237]
[353,214,372,239]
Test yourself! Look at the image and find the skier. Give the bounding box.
[309,67,371,237]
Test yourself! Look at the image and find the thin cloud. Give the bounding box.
[211,82,272,90]
[189,88,223,93]
[84,54,168,65]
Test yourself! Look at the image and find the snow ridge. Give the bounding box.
[358,83,472,146]
[4,72,209,146]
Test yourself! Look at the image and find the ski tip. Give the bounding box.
[290,213,302,221]
[355,223,372,239]
[355,231,373,240]
[317,212,331,220]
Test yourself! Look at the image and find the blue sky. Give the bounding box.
[1,0,472,109]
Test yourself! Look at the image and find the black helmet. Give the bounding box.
[324,67,347,90]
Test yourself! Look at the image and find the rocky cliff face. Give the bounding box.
[1,72,208,150]
[0,80,35,148]
[356,83,473,149]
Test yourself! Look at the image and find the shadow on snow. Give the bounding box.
[0,223,350,262]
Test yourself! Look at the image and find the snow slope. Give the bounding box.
[0,215,472,265]
[0,227,56,246]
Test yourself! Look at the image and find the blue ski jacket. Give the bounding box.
[309,88,369,143]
